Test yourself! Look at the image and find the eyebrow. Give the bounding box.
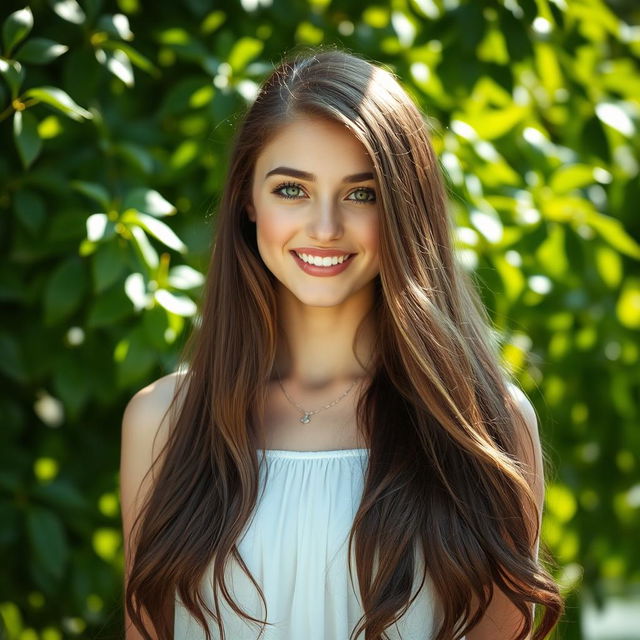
[264,166,374,183]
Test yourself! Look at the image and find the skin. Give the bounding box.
[246,114,380,401]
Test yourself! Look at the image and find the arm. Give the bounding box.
[120,374,179,640]
[466,384,544,640]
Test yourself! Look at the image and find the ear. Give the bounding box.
[246,201,255,222]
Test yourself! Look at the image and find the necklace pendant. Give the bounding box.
[300,413,311,424]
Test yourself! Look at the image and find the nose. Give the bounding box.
[307,198,343,241]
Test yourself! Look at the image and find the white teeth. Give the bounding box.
[295,252,350,266]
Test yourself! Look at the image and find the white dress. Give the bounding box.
[174,448,448,640]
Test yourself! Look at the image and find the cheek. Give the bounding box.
[255,206,293,249]
[358,215,380,250]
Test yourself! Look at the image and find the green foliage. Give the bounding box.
[0,0,638,638]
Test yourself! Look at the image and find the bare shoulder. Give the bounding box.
[505,381,541,464]
[121,370,187,461]
[124,368,188,422]
[119,369,190,540]
[120,370,188,639]
[506,381,538,431]
[505,381,545,529]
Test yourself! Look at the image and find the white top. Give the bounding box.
[174,448,450,639]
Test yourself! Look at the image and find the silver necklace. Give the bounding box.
[275,368,360,424]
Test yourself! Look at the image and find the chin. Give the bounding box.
[296,295,349,308]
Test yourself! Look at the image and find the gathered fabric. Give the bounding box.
[174,448,444,640]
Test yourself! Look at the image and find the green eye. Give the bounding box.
[271,182,376,205]
[349,188,376,204]
[273,182,304,199]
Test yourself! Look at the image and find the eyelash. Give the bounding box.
[271,181,377,205]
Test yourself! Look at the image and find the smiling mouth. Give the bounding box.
[289,250,357,276]
[291,251,355,266]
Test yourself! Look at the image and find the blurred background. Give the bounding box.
[0,0,638,638]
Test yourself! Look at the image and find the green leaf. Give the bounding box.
[201,10,226,34]
[156,27,191,45]
[115,327,158,387]
[92,241,127,293]
[48,0,86,24]
[227,37,263,73]
[142,304,170,350]
[96,13,133,40]
[44,257,88,325]
[13,109,42,169]
[134,213,186,252]
[492,253,526,301]
[459,105,528,140]
[101,41,159,75]
[129,226,159,271]
[549,164,596,194]
[0,602,23,637]
[2,7,33,56]
[154,289,197,317]
[595,101,635,137]
[546,483,577,523]
[72,180,111,210]
[122,209,185,253]
[26,506,69,581]
[294,21,324,47]
[0,58,25,99]
[536,223,569,278]
[0,502,20,546]
[31,479,89,512]
[87,283,133,327]
[616,278,640,330]
[534,41,563,95]
[586,210,640,259]
[170,140,200,170]
[594,246,622,289]
[477,26,509,65]
[601,59,640,102]
[542,195,591,222]
[157,77,209,116]
[13,189,46,234]
[123,188,176,217]
[113,141,155,174]
[52,351,92,418]
[29,557,58,594]
[86,213,116,243]
[24,86,92,121]
[15,37,69,64]
[0,264,25,306]
[124,272,151,310]
[0,332,27,382]
[95,47,134,86]
[168,265,205,290]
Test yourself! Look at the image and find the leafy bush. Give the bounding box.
[0,0,638,638]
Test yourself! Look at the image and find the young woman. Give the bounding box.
[120,46,564,640]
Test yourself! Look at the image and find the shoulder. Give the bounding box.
[504,381,541,460]
[120,371,187,640]
[120,370,188,505]
[504,381,545,523]
[122,370,186,445]
[505,381,537,428]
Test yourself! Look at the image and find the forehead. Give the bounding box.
[255,116,373,172]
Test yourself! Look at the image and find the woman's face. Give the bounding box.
[246,115,380,308]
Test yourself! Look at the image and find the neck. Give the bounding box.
[273,282,377,390]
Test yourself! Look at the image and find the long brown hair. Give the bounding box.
[125,44,564,640]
